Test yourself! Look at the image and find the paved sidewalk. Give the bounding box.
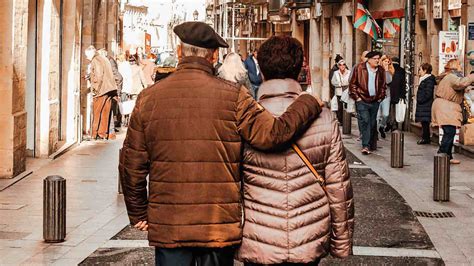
[342,128,474,265]
[0,134,129,265]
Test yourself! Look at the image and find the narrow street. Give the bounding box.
[2,123,473,265]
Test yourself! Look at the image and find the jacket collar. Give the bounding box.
[257,79,302,100]
[177,56,214,75]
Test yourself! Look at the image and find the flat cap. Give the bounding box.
[174,22,229,49]
[365,51,382,59]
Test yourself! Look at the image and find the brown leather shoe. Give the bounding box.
[450,159,461,165]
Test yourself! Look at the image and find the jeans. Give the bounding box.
[378,96,391,128]
[356,101,380,148]
[438,125,456,160]
[251,84,260,99]
[155,247,235,266]
[421,121,431,141]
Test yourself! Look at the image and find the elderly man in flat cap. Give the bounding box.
[119,21,323,266]
[349,51,386,155]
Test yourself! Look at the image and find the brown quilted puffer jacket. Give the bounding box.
[237,79,354,264]
[119,57,322,248]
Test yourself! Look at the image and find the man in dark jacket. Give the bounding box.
[119,22,323,266]
[244,49,263,98]
[389,57,407,130]
[349,51,386,155]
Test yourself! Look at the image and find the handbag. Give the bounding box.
[119,99,136,115]
[395,99,407,123]
[330,95,339,112]
[291,143,327,193]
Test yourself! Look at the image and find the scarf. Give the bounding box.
[418,74,431,85]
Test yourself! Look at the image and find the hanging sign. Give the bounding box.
[439,31,460,74]
[433,0,442,19]
[448,0,462,10]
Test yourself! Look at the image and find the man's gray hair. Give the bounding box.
[180,41,215,60]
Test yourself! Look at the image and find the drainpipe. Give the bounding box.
[403,0,416,131]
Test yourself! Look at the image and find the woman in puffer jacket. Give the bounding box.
[236,36,354,265]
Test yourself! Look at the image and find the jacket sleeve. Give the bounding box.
[324,117,354,258]
[119,93,150,225]
[349,65,360,100]
[331,71,340,88]
[236,86,322,151]
[452,74,474,91]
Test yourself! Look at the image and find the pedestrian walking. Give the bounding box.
[415,63,436,144]
[98,48,123,130]
[244,48,263,98]
[217,52,253,96]
[84,46,118,140]
[119,22,323,266]
[349,51,386,155]
[236,36,354,266]
[377,55,394,139]
[329,54,344,101]
[331,59,351,121]
[388,57,406,131]
[432,59,474,164]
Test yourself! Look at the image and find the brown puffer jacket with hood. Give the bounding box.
[119,57,322,249]
[237,79,354,264]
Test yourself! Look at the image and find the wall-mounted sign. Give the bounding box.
[296,8,311,21]
[433,0,442,19]
[448,0,462,10]
[469,23,474,40]
[439,31,460,73]
[418,0,427,21]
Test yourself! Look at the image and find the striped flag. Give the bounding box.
[354,0,382,40]
[383,18,401,39]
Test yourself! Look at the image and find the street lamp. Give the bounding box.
[193,10,199,21]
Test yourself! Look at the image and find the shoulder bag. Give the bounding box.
[292,143,327,193]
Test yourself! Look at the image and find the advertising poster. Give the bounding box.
[448,0,462,10]
[439,31,460,73]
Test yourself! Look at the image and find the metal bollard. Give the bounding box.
[342,110,352,135]
[43,176,66,243]
[118,149,123,194]
[390,130,404,168]
[434,154,450,201]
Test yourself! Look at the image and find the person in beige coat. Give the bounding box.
[236,36,354,266]
[432,59,474,164]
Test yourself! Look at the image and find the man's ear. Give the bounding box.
[177,45,182,61]
[211,49,219,64]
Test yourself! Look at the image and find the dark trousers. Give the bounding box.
[244,258,321,266]
[335,96,344,123]
[421,121,431,141]
[155,247,235,266]
[356,101,380,148]
[438,125,456,159]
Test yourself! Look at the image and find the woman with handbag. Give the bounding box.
[432,59,474,164]
[236,36,354,266]
[377,55,395,139]
[415,63,436,145]
[331,60,351,123]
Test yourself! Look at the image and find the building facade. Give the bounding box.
[0,0,121,178]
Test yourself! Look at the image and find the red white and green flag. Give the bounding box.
[354,0,382,40]
[383,18,401,38]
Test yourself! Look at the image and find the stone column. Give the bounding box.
[0,0,28,178]
[107,0,118,55]
[95,0,108,49]
[321,17,331,102]
[309,16,323,98]
[342,15,354,68]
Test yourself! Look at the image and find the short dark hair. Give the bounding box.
[257,36,304,80]
[366,51,382,59]
[420,63,432,74]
